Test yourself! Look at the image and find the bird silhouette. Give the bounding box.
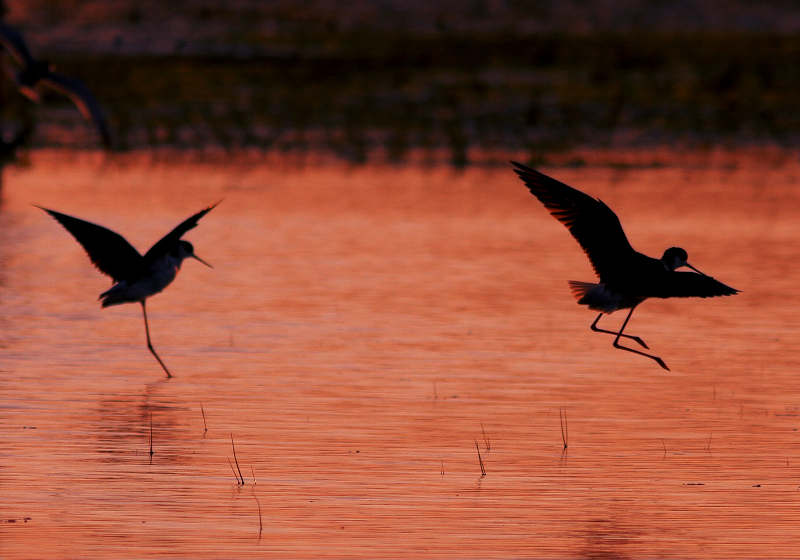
[39,203,219,377]
[511,161,738,370]
[0,23,111,149]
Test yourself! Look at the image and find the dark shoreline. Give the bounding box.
[10,31,800,165]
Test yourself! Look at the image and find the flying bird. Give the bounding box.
[39,203,219,377]
[0,23,112,149]
[511,161,738,370]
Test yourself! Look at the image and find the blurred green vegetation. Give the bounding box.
[13,31,800,165]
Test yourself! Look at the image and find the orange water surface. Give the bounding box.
[0,150,798,558]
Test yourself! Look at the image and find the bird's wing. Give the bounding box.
[649,271,739,299]
[39,72,113,149]
[38,207,143,282]
[0,24,33,66]
[511,161,636,280]
[143,202,220,263]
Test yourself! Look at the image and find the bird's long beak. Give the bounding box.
[685,262,707,276]
[192,253,213,268]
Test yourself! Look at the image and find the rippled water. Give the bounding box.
[1,151,799,558]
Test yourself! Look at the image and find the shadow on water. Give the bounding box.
[92,383,194,465]
[579,518,639,560]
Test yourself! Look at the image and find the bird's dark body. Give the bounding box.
[511,161,738,369]
[40,203,218,377]
[602,253,733,302]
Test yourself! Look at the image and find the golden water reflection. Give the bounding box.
[1,151,799,558]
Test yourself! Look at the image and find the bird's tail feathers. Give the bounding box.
[99,282,137,308]
[99,290,126,308]
[567,280,629,313]
[568,280,598,301]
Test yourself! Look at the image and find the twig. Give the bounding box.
[200,402,208,433]
[706,432,712,452]
[559,407,568,449]
[231,433,245,485]
[149,414,154,457]
[474,439,486,477]
[440,460,445,476]
[251,465,257,485]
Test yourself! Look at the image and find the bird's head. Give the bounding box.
[176,240,212,268]
[661,247,705,275]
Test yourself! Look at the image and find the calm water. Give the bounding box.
[1,150,799,558]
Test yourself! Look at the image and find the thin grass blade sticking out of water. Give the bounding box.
[481,421,490,451]
[228,458,242,485]
[251,467,262,536]
[559,407,568,449]
[230,434,245,486]
[474,440,486,477]
[149,413,154,460]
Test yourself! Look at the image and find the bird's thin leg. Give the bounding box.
[141,301,171,378]
[590,313,649,349]
[612,308,670,371]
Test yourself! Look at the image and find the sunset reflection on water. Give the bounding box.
[1,150,798,558]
